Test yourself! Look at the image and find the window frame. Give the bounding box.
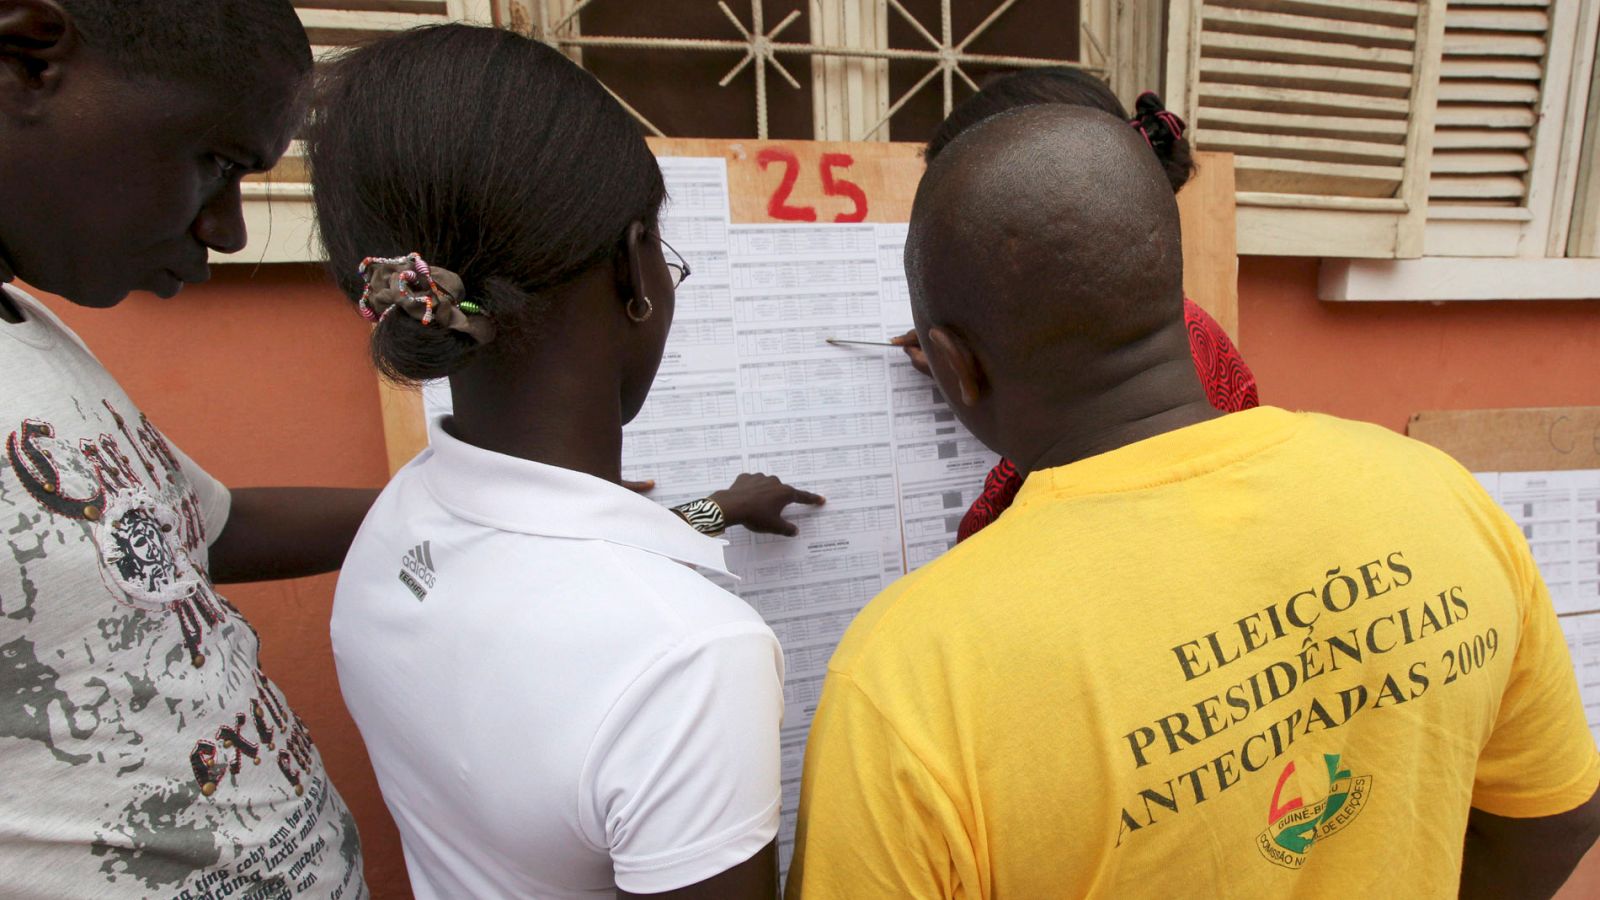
[231,0,494,265]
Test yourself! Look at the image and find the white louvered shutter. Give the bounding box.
[1427,2,1545,209]
[1166,0,1448,258]
[1424,0,1598,257]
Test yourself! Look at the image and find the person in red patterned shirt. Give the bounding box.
[892,67,1259,541]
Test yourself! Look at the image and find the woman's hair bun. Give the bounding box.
[306,24,665,385]
[369,308,481,383]
[1131,91,1196,194]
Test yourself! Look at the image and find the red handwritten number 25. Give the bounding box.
[757,148,869,223]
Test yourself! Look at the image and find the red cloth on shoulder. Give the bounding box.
[954,298,1258,543]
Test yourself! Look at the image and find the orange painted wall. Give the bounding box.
[28,265,412,900]
[27,257,1600,897]
[1237,257,1600,427]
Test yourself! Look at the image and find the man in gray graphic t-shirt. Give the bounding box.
[0,2,377,896]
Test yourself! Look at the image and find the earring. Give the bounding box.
[627,294,653,323]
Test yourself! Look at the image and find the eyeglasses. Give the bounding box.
[659,236,691,289]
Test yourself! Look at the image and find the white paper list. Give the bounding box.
[723,223,906,870]
[1483,470,1600,616]
[875,223,1002,570]
[622,157,743,517]
[1477,469,1600,748]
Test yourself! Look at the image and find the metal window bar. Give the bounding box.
[529,0,1100,140]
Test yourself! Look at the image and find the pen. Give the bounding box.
[825,338,899,347]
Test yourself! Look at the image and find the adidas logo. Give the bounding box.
[397,541,436,601]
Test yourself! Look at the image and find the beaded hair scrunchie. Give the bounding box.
[1130,90,1187,150]
[356,252,495,344]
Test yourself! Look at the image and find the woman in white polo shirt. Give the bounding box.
[309,25,805,899]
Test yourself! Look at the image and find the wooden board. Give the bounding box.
[646,137,925,225]
[379,141,1239,474]
[379,379,428,476]
[1407,407,1600,472]
[1175,150,1239,340]
[645,138,1240,341]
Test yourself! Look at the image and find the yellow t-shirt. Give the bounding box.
[787,407,1599,899]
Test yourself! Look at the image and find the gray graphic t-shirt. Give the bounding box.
[0,288,365,899]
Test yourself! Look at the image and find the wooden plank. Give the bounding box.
[1394,0,1448,259]
[1444,8,1550,32]
[1543,0,1600,256]
[1175,151,1240,343]
[1199,29,1414,70]
[1434,102,1537,127]
[378,380,427,475]
[1436,80,1543,103]
[1431,128,1534,149]
[1196,128,1407,165]
[295,7,451,28]
[1236,154,1403,197]
[1199,57,1416,97]
[810,0,889,142]
[1200,105,1410,141]
[1236,204,1402,256]
[1204,6,1416,49]
[295,0,447,12]
[1407,407,1600,472]
[1321,258,1600,300]
[1423,216,1525,255]
[1444,32,1546,55]
[1429,150,1531,174]
[1200,82,1411,117]
[1439,58,1544,81]
[1218,0,1421,29]
[1569,12,1600,257]
[1237,192,1407,210]
[1427,203,1534,220]
[1165,0,1202,121]
[1428,172,1528,198]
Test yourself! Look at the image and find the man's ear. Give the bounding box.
[924,324,984,409]
[0,0,75,120]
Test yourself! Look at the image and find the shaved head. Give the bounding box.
[908,104,1183,367]
[906,104,1205,469]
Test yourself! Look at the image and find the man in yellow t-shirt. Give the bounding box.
[786,105,1600,899]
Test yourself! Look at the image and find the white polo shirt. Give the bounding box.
[331,418,783,899]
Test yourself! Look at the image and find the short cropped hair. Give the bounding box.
[64,0,312,86]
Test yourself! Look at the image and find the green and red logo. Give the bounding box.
[1256,753,1373,869]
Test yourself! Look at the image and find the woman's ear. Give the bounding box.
[619,219,649,318]
[0,0,76,121]
[924,325,984,409]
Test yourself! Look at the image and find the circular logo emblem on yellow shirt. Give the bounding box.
[1256,752,1373,869]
